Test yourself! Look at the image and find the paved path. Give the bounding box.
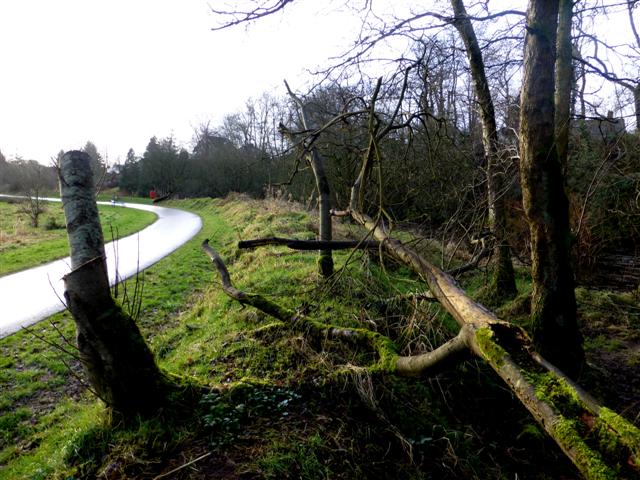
[0,200,202,338]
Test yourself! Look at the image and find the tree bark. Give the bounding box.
[519,0,584,377]
[59,150,167,417]
[555,0,574,173]
[284,81,334,277]
[450,0,517,301]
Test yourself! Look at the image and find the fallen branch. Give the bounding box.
[238,237,380,251]
[202,240,468,377]
[447,246,492,276]
[203,225,640,479]
[346,209,640,480]
[152,451,213,480]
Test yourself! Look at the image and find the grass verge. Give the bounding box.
[0,199,157,276]
[1,195,637,479]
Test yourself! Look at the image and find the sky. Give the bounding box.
[0,1,636,166]
[0,0,359,164]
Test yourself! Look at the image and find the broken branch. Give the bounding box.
[237,237,380,251]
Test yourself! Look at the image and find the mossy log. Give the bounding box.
[203,229,640,479]
[59,150,168,418]
[346,209,640,479]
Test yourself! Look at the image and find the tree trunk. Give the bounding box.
[311,148,334,277]
[284,82,334,277]
[555,0,574,173]
[451,0,517,302]
[59,150,167,417]
[519,1,584,377]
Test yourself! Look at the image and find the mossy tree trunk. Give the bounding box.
[519,1,584,377]
[59,150,167,417]
[450,0,517,303]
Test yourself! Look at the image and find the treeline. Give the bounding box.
[113,77,639,288]
[2,30,638,288]
[0,142,107,196]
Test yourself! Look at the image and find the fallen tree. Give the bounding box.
[238,237,380,251]
[203,128,640,478]
[203,232,639,479]
[200,77,640,477]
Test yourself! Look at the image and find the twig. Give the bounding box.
[20,324,82,362]
[152,451,213,480]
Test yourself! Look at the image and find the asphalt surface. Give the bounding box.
[0,199,202,338]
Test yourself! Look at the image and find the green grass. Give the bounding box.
[1,195,632,479]
[0,199,157,276]
[0,197,233,478]
[0,196,436,478]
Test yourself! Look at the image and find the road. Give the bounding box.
[0,200,202,338]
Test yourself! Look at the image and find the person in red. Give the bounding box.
[149,189,156,200]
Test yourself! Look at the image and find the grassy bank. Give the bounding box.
[0,199,157,276]
[0,196,637,479]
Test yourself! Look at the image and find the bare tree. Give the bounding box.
[572,0,640,130]
[450,0,517,301]
[13,159,56,228]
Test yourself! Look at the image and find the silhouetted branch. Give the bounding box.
[237,237,380,251]
[210,0,293,31]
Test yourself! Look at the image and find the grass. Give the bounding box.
[0,198,157,276]
[0,195,637,479]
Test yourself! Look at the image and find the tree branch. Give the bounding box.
[210,0,294,31]
[237,237,381,251]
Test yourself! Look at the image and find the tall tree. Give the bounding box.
[82,141,107,190]
[519,0,584,377]
[450,0,517,301]
[118,148,140,195]
[140,136,187,198]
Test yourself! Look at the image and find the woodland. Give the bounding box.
[1,0,640,478]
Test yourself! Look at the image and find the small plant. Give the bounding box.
[199,384,301,446]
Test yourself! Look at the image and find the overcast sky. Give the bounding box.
[0,1,635,165]
[0,0,359,164]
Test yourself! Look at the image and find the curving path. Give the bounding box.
[0,200,202,338]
